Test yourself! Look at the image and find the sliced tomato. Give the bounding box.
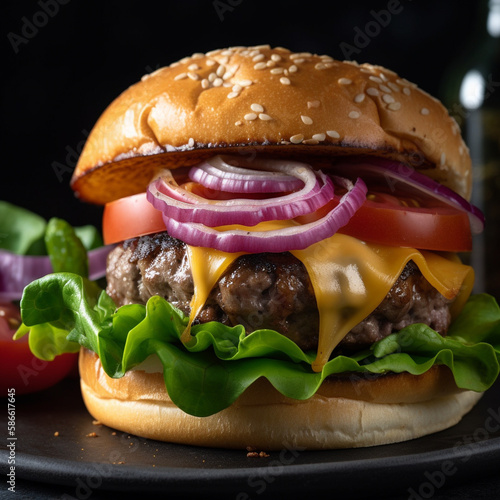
[103,192,166,245]
[296,192,471,251]
[340,200,471,251]
[0,302,78,395]
[103,189,472,252]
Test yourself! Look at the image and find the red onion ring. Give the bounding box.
[147,157,335,227]
[158,177,367,253]
[189,156,304,193]
[0,246,113,302]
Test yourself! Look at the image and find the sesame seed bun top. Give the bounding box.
[71,45,471,205]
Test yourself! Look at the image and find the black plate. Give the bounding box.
[2,377,500,499]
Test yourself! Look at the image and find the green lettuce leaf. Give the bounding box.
[17,274,500,417]
[0,201,103,257]
[0,201,47,255]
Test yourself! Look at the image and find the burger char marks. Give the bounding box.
[106,233,451,353]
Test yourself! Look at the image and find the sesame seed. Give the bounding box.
[440,152,446,165]
[227,91,240,99]
[244,113,257,121]
[403,87,411,96]
[369,76,383,84]
[388,82,400,92]
[201,79,210,89]
[253,54,265,62]
[208,72,217,82]
[312,133,326,141]
[379,84,392,93]
[188,138,195,147]
[235,120,243,126]
[239,79,253,87]
[379,73,388,82]
[266,60,276,68]
[222,71,234,80]
[349,111,360,119]
[219,56,229,65]
[308,100,321,108]
[326,130,340,139]
[254,62,267,70]
[187,72,199,81]
[280,77,291,85]
[206,59,216,66]
[289,65,298,73]
[191,53,204,59]
[303,139,319,145]
[188,64,200,71]
[216,65,226,77]
[221,49,234,56]
[354,93,366,103]
[290,134,304,144]
[421,107,430,115]
[366,87,379,96]
[174,73,187,81]
[301,115,313,125]
[382,94,395,104]
[232,84,242,92]
[213,77,223,87]
[259,113,272,120]
[315,63,326,70]
[251,103,264,113]
[338,78,352,85]
[271,54,282,62]
[293,58,305,64]
[271,68,284,74]
[387,102,401,111]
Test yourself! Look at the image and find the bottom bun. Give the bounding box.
[79,348,482,450]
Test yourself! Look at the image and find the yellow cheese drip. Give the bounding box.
[183,221,474,373]
[292,234,473,372]
[182,246,244,343]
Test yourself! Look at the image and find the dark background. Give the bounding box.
[1,0,483,231]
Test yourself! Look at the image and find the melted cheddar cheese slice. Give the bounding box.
[185,228,473,372]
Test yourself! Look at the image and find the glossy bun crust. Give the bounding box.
[71,45,471,205]
[79,349,481,450]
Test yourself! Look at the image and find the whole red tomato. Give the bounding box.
[0,302,78,395]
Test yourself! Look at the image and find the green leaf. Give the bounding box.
[0,201,47,255]
[28,323,81,361]
[0,201,102,260]
[16,272,500,417]
[74,225,103,251]
[45,218,89,276]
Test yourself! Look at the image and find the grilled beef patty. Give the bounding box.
[106,233,451,352]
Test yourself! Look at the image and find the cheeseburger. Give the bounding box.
[18,45,500,449]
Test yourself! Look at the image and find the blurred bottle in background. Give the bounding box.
[442,0,500,298]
